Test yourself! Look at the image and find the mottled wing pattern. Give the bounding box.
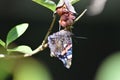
[48,30,72,68]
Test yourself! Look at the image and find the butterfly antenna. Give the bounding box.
[74,36,87,39]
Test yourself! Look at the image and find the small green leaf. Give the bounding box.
[7,45,33,54]
[0,39,5,48]
[32,0,56,12]
[6,23,29,46]
[70,0,80,4]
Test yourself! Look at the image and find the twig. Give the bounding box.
[74,9,87,22]
[24,43,48,57]
[0,44,48,58]
[24,16,56,57]
[41,15,56,45]
[0,9,87,58]
[0,54,24,58]
[24,9,87,57]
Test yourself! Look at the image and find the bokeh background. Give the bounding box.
[0,0,120,80]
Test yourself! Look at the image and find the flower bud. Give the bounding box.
[59,20,67,27]
[56,5,68,16]
[66,19,74,26]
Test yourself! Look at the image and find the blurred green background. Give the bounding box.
[0,57,52,80]
[0,0,120,80]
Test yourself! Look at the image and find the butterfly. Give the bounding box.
[48,30,72,68]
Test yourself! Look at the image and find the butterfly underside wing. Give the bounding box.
[48,30,72,69]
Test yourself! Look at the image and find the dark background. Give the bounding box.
[0,0,120,80]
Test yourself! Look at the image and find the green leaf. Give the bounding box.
[70,0,80,4]
[0,39,5,48]
[32,0,56,12]
[7,45,33,54]
[6,23,29,46]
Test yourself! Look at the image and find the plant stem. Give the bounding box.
[0,54,24,58]
[74,9,87,22]
[0,9,87,58]
[24,15,56,57]
[41,15,56,45]
[24,9,87,57]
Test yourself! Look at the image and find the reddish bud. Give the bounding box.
[60,14,68,21]
[55,1,76,28]
[68,13,76,20]
[66,19,74,26]
[56,4,68,16]
[56,8,63,16]
[59,20,67,27]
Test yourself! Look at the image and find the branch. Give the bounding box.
[24,15,56,57]
[0,9,87,58]
[41,15,56,45]
[24,43,48,57]
[74,9,87,22]
[0,54,24,58]
[24,9,87,57]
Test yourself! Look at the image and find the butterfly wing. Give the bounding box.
[48,30,72,68]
